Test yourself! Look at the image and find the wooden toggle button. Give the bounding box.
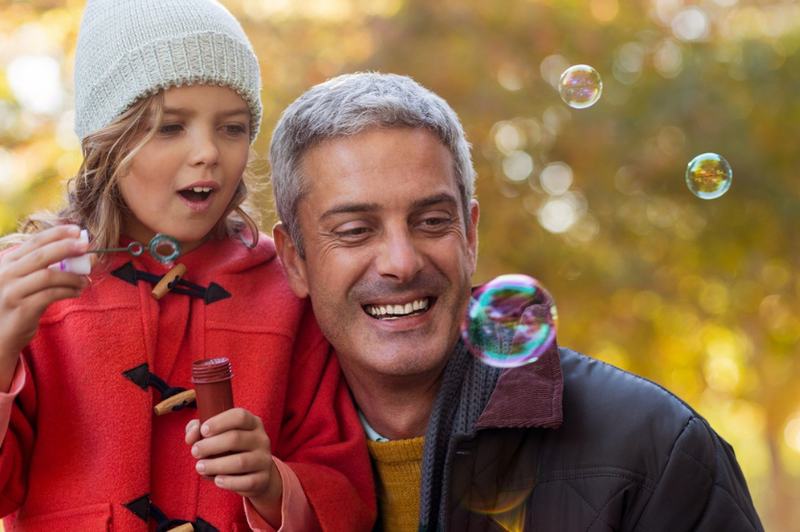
[170,524,195,532]
[153,389,197,416]
[151,263,187,300]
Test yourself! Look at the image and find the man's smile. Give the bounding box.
[364,297,432,319]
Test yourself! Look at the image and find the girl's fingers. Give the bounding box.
[197,450,271,479]
[192,427,267,459]
[3,227,88,278]
[2,225,83,266]
[189,408,272,492]
[200,408,260,436]
[185,420,202,445]
[213,470,271,496]
[3,267,88,305]
[28,236,90,274]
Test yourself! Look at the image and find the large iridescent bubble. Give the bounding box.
[685,153,732,200]
[558,65,603,109]
[461,274,558,368]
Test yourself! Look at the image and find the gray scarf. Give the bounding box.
[418,341,503,531]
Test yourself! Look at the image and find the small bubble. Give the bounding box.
[461,274,558,368]
[685,153,732,199]
[558,65,603,109]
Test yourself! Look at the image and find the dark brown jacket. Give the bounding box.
[435,346,763,531]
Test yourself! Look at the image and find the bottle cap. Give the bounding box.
[191,358,233,384]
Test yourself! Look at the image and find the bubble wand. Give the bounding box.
[56,230,182,274]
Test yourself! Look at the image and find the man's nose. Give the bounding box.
[375,228,424,283]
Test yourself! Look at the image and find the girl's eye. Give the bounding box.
[223,124,247,136]
[159,123,182,135]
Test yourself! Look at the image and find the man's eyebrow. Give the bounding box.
[320,194,459,221]
[320,202,380,221]
[411,193,459,210]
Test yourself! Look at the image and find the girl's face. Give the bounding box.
[119,84,251,254]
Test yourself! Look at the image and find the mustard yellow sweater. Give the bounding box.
[367,437,425,532]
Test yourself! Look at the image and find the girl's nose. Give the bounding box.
[189,131,220,167]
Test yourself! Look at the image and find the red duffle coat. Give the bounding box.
[0,234,375,532]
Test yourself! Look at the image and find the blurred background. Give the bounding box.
[1,0,799,529]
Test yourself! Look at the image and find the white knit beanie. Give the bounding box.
[73,0,262,143]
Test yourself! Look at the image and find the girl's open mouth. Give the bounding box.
[178,186,213,202]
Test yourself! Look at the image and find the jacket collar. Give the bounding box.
[110,231,275,278]
[474,339,563,430]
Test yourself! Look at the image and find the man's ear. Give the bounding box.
[273,222,310,299]
[467,199,480,275]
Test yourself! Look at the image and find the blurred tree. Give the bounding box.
[1,0,799,529]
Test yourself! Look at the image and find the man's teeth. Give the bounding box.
[366,298,429,318]
[189,186,213,193]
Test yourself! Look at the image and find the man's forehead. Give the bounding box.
[297,128,460,213]
[315,192,460,221]
[301,127,450,169]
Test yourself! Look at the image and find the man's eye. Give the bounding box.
[333,226,372,241]
[419,217,453,230]
[336,227,368,237]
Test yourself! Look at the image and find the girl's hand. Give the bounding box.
[0,225,90,390]
[185,408,283,527]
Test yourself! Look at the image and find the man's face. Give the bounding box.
[276,127,479,382]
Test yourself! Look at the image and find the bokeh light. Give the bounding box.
[786,415,800,454]
[653,38,684,77]
[502,150,534,182]
[0,148,27,195]
[493,121,525,154]
[538,197,575,234]
[671,7,711,42]
[7,55,64,114]
[539,162,572,196]
[540,54,571,88]
[590,0,619,23]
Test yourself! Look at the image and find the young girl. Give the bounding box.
[0,1,374,531]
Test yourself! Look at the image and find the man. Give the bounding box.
[270,72,763,531]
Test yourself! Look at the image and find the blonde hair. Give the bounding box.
[1,90,261,255]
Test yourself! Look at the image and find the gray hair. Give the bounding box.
[269,72,476,258]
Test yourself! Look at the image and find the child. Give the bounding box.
[0,1,375,531]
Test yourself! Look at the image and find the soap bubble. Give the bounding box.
[685,153,732,200]
[558,65,603,109]
[461,274,558,368]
